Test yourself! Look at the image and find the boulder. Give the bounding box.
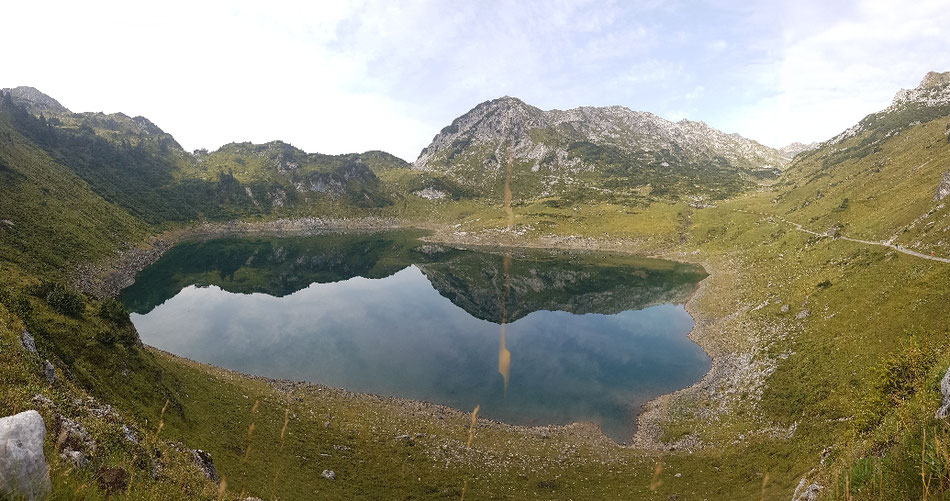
[190,449,218,483]
[936,366,950,419]
[20,330,37,355]
[936,170,950,202]
[55,415,96,461]
[43,360,55,385]
[0,410,52,500]
[791,478,821,501]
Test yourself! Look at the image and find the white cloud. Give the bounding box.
[725,0,950,147]
[2,0,949,158]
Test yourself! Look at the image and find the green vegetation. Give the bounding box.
[2,78,950,499]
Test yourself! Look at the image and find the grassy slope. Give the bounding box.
[0,112,147,275]
[2,90,950,499]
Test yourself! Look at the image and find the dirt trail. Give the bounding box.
[733,209,950,264]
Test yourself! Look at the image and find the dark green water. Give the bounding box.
[120,230,710,442]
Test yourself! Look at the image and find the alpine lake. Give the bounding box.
[120,230,710,443]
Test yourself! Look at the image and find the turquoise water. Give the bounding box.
[121,231,709,442]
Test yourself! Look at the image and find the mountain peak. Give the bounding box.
[890,70,950,108]
[1,86,69,113]
[414,96,785,201]
[920,71,950,89]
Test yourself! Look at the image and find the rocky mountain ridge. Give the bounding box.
[413,96,788,201]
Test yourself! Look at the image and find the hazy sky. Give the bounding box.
[3,0,949,161]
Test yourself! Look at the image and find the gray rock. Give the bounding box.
[121,425,138,444]
[936,366,950,419]
[791,478,821,501]
[55,415,96,458]
[20,330,37,355]
[60,449,88,468]
[321,469,336,480]
[796,309,810,320]
[190,449,218,483]
[936,169,950,202]
[43,360,55,385]
[0,410,52,500]
[30,395,53,409]
[780,304,790,313]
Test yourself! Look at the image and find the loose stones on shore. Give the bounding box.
[0,410,52,501]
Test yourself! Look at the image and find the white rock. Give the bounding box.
[20,330,37,355]
[791,478,821,501]
[936,366,950,419]
[0,410,51,500]
[321,469,336,480]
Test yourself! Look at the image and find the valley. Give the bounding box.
[1,71,950,500]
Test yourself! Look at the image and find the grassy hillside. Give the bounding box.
[2,77,950,499]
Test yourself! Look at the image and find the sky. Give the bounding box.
[3,0,949,161]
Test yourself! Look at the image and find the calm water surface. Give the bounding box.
[121,231,710,442]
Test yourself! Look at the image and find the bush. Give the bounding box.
[0,287,33,321]
[857,337,938,431]
[29,281,84,317]
[97,298,130,325]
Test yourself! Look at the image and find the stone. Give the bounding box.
[43,360,55,385]
[190,449,218,483]
[321,469,336,480]
[791,478,821,501]
[20,330,37,355]
[936,366,950,419]
[121,425,138,444]
[0,410,52,501]
[30,395,53,409]
[60,450,88,468]
[935,170,950,202]
[55,415,96,459]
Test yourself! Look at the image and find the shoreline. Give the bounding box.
[77,219,734,451]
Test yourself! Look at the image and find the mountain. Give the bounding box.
[0,88,407,228]
[773,70,950,255]
[778,141,819,160]
[412,97,787,203]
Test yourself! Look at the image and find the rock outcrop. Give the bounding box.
[936,366,950,419]
[890,71,950,109]
[413,96,786,200]
[791,478,821,501]
[0,410,51,501]
[935,170,950,202]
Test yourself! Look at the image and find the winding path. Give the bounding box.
[732,209,950,264]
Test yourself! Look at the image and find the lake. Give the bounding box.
[120,230,710,442]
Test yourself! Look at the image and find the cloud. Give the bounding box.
[2,0,948,158]
[723,0,950,146]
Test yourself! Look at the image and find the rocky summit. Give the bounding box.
[413,96,786,202]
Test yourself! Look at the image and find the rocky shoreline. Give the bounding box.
[76,220,739,453]
[72,217,406,299]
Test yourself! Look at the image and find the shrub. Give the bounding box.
[97,298,131,325]
[857,337,938,432]
[0,287,33,321]
[29,281,84,317]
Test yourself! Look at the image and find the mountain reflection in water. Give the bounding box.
[121,231,710,442]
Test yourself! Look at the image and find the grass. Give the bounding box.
[3,86,950,499]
